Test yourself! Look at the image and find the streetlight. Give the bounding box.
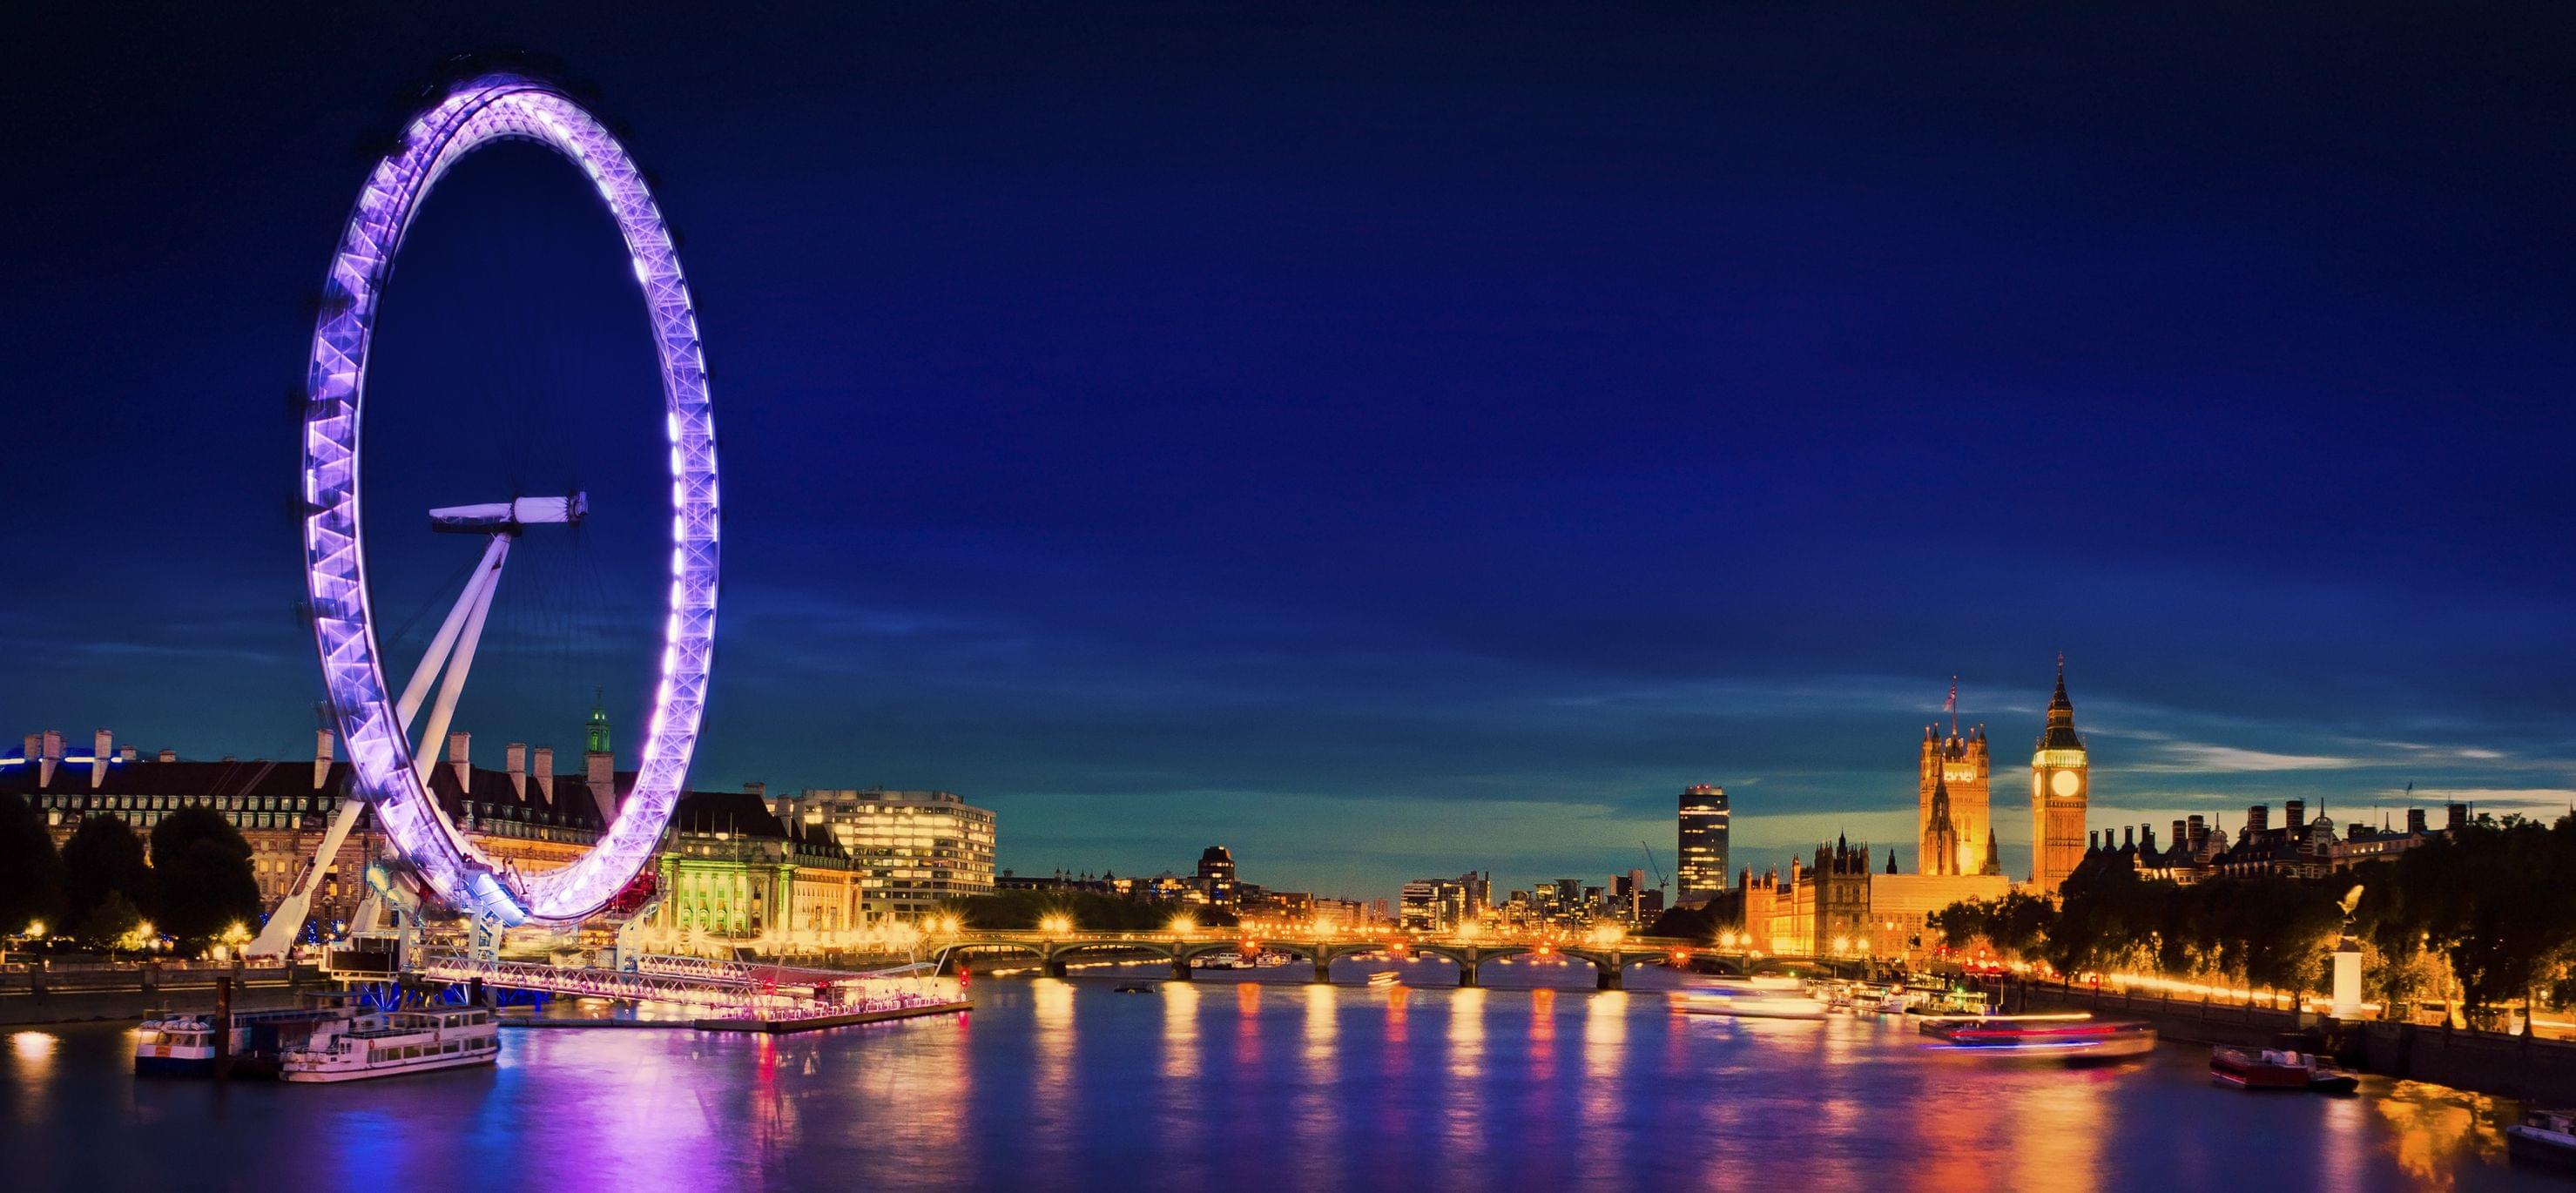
[1169,913,1197,936]
[1040,913,1074,938]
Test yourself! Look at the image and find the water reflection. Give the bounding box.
[0,980,2546,1193]
[2374,1080,2512,1190]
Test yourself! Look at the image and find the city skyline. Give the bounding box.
[12,4,2576,898]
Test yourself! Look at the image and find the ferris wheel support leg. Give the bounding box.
[413,535,512,786]
[245,547,505,961]
[394,533,512,731]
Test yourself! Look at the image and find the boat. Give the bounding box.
[2507,1109,2576,1171]
[133,994,361,1077]
[280,1007,499,1082]
[1192,952,1247,970]
[1366,970,1402,987]
[1112,983,1157,994]
[2210,1046,2360,1093]
[1679,978,1831,1020]
[1918,1014,2156,1062]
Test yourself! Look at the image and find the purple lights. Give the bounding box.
[300,73,718,925]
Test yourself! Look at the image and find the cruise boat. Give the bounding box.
[280,1008,499,1083]
[2210,1046,2359,1094]
[1679,978,1831,1021]
[2507,1109,2576,1171]
[1918,1014,2156,1062]
[133,994,360,1077]
[1366,970,1403,987]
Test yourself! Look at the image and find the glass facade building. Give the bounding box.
[1677,784,1730,904]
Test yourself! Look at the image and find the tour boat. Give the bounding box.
[2507,1109,2576,1170]
[1680,978,1831,1021]
[280,1008,499,1083]
[133,995,360,1077]
[1367,970,1403,987]
[1918,1014,2156,1062]
[2209,1046,2360,1094]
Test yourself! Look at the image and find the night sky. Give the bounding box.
[11,3,2576,899]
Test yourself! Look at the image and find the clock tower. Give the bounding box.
[2029,657,2089,895]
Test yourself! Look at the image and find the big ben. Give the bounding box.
[2030,657,2088,894]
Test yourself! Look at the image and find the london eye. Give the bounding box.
[294,72,718,928]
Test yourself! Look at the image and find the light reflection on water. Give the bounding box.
[0,965,2550,1192]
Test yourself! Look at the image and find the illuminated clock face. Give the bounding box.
[2050,770,2082,799]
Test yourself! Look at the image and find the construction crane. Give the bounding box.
[1639,841,1670,904]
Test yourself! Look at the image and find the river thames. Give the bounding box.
[0,962,2547,1190]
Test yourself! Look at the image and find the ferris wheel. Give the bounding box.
[291,72,718,928]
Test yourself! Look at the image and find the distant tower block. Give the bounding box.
[2029,657,2091,895]
[1676,785,1730,903]
[1919,712,1991,875]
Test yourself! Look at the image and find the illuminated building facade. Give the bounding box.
[654,789,860,939]
[1196,846,1237,907]
[778,788,997,920]
[2029,659,2090,895]
[1919,720,1993,875]
[1676,784,1729,904]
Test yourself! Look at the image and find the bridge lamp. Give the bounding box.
[1169,914,1197,935]
[1040,913,1075,938]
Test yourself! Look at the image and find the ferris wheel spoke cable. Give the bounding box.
[297,73,720,927]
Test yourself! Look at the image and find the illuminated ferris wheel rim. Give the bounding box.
[300,72,718,926]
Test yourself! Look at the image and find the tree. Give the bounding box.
[74,892,146,951]
[148,806,262,950]
[60,813,152,926]
[0,793,67,936]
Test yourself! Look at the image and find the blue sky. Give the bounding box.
[9,3,2576,898]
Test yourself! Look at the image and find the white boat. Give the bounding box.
[1366,970,1402,987]
[1679,978,1830,1020]
[134,994,359,1077]
[280,1007,499,1082]
[2509,1109,2576,1171]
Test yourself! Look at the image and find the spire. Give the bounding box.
[585,688,611,755]
[1981,827,2000,875]
[2038,656,2084,752]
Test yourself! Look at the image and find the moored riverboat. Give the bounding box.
[2507,1109,2576,1170]
[133,994,361,1077]
[2210,1047,2359,1094]
[280,1008,499,1083]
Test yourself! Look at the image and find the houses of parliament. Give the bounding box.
[1742,659,2092,958]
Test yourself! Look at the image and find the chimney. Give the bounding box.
[20,734,35,767]
[314,728,334,791]
[2121,826,2134,849]
[2170,820,2186,853]
[506,743,527,798]
[532,747,555,805]
[2088,830,2100,851]
[2446,802,2468,832]
[2285,799,2306,833]
[91,729,111,789]
[2406,807,2427,836]
[744,781,766,799]
[2188,814,2207,853]
[118,746,136,761]
[448,731,471,793]
[2248,805,2270,837]
[157,749,177,763]
[39,730,64,787]
[2141,825,2158,853]
[587,750,617,823]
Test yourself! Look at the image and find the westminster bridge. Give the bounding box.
[934,931,1838,990]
